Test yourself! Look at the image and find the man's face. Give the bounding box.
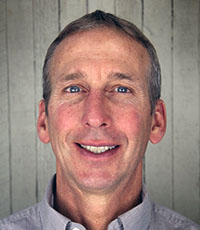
[39,28,160,192]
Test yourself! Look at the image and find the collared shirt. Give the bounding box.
[0,175,199,230]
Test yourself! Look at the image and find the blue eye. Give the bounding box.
[115,86,130,93]
[65,86,81,93]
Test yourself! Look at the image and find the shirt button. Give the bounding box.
[72,228,80,230]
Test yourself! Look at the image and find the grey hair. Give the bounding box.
[43,10,161,115]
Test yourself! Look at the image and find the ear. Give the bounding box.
[37,100,50,143]
[149,99,166,144]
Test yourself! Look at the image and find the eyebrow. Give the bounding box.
[58,72,85,82]
[57,72,136,83]
[109,72,136,82]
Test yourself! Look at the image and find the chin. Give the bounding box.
[75,173,119,193]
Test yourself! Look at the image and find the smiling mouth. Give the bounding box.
[76,143,119,154]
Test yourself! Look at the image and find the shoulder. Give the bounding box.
[0,202,42,230]
[151,203,200,230]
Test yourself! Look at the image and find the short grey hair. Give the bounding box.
[43,10,161,115]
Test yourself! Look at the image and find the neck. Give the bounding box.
[55,163,143,230]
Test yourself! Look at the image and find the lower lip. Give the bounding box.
[75,144,120,159]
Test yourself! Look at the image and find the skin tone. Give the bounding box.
[37,27,166,230]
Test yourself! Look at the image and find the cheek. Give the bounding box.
[115,106,142,135]
[50,103,81,133]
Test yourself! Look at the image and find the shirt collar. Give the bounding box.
[40,175,70,229]
[40,175,152,230]
[114,185,152,230]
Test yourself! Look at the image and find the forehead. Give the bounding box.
[50,27,150,81]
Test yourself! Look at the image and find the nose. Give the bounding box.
[81,91,112,128]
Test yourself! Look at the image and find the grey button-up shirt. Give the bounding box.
[0,175,199,230]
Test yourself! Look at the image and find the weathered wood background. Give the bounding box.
[0,0,199,224]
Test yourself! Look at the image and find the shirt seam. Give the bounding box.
[1,203,40,223]
[153,203,197,228]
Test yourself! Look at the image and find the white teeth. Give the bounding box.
[80,144,116,154]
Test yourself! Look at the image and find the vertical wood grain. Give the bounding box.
[88,0,115,14]
[199,4,200,224]
[0,0,10,218]
[7,0,36,212]
[144,0,173,209]
[60,0,87,30]
[33,0,58,201]
[115,0,142,29]
[173,0,200,223]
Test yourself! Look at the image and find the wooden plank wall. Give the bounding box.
[0,0,199,224]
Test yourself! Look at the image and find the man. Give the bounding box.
[0,10,199,230]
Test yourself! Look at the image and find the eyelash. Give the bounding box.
[63,85,133,95]
[64,85,82,93]
[114,86,131,93]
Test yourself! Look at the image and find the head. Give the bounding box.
[43,10,161,116]
[37,11,166,194]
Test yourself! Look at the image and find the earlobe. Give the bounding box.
[149,99,166,144]
[37,100,50,143]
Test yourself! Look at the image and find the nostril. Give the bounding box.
[85,121,108,128]
[101,122,107,127]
